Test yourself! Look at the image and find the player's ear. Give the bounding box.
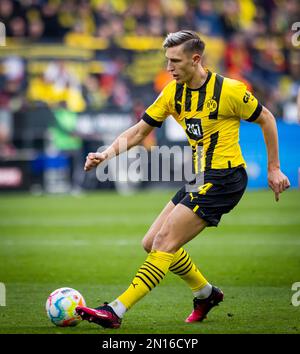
[192,53,201,66]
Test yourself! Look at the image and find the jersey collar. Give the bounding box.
[186,70,212,92]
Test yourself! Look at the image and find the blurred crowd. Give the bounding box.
[0,0,300,159]
[1,0,299,42]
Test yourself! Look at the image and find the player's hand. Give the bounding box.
[84,152,108,171]
[268,168,290,202]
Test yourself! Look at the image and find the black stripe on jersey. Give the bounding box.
[142,112,163,127]
[209,74,224,120]
[205,131,219,169]
[197,90,206,112]
[185,88,192,111]
[201,70,212,90]
[246,102,263,122]
[175,84,184,114]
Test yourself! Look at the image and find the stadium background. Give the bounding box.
[0,0,300,335]
[0,0,300,192]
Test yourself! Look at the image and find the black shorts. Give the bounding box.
[171,166,248,227]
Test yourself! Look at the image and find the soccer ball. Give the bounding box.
[46,287,86,327]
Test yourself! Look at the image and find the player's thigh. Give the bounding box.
[152,204,207,253]
[142,201,176,252]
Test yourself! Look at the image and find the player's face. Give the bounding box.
[165,44,197,84]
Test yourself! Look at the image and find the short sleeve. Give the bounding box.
[142,82,174,128]
[229,81,262,122]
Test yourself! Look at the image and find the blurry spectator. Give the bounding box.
[285,0,300,22]
[82,74,107,111]
[110,16,125,38]
[41,0,64,39]
[224,32,253,83]
[164,17,179,34]
[0,0,298,123]
[107,78,132,112]
[0,104,15,158]
[125,1,149,35]
[281,51,300,124]
[249,7,268,37]
[47,106,85,193]
[195,0,224,37]
[282,82,300,124]
[148,16,164,37]
[28,18,45,41]
[95,22,113,40]
[57,0,77,34]
[43,60,85,112]
[237,0,256,31]
[0,0,14,26]
[8,16,27,38]
[219,0,240,39]
[76,1,96,35]
[251,35,286,115]
[160,0,187,18]
[253,37,286,89]
[0,56,25,158]
[28,60,86,112]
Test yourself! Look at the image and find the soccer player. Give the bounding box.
[76,30,290,328]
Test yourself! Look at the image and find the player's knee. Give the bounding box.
[141,237,152,253]
[152,227,178,253]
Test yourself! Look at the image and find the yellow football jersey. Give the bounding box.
[142,70,262,172]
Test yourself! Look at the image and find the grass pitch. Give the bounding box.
[0,189,299,334]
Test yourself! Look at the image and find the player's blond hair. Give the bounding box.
[163,30,205,55]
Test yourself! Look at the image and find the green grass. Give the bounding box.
[0,189,299,334]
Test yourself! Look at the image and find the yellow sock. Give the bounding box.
[118,250,174,310]
[169,248,208,292]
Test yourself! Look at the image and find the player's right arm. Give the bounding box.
[85,81,174,172]
[84,120,154,171]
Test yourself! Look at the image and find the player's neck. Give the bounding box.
[186,66,208,90]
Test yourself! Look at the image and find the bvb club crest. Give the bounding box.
[206,98,218,112]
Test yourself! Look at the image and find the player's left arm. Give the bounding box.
[254,106,290,201]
